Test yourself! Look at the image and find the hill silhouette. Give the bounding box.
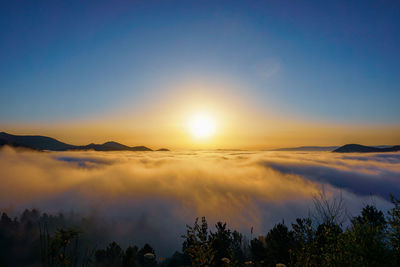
[333,144,400,153]
[0,132,75,151]
[272,146,339,152]
[0,132,153,151]
[156,148,170,151]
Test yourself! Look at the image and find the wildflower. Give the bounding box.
[144,252,155,260]
[221,257,230,264]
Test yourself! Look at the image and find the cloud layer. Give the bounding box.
[0,147,399,255]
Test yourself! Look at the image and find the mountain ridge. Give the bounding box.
[0,132,162,152]
[271,146,339,152]
[333,144,400,153]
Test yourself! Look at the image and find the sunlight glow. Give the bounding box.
[188,112,216,139]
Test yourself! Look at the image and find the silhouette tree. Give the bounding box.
[264,222,294,266]
[160,251,185,267]
[210,222,233,266]
[182,217,215,266]
[123,245,139,267]
[95,241,124,266]
[342,205,390,266]
[290,218,315,266]
[231,230,246,265]
[250,237,266,263]
[137,243,156,267]
[353,205,386,228]
[388,194,400,265]
[4,196,400,266]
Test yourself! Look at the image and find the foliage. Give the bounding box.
[40,226,82,267]
[2,194,400,266]
[388,194,400,264]
[182,217,215,266]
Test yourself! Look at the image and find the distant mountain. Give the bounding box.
[271,146,339,152]
[0,132,154,152]
[333,144,400,153]
[77,141,151,151]
[0,132,75,151]
[156,148,170,151]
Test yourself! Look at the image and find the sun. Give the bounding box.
[188,112,216,139]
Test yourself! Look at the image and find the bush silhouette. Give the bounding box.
[1,194,400,266]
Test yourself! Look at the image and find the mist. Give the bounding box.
[0,146,398,256]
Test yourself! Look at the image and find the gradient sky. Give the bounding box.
[0,0,399,148]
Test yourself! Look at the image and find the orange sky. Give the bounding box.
[3,77,399,150]
[2,81,399,149]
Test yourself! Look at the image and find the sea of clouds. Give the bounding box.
[0,146,399,256]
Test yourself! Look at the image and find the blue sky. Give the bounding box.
[1,0,399,125]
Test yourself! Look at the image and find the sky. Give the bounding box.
[1,0,399,148]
